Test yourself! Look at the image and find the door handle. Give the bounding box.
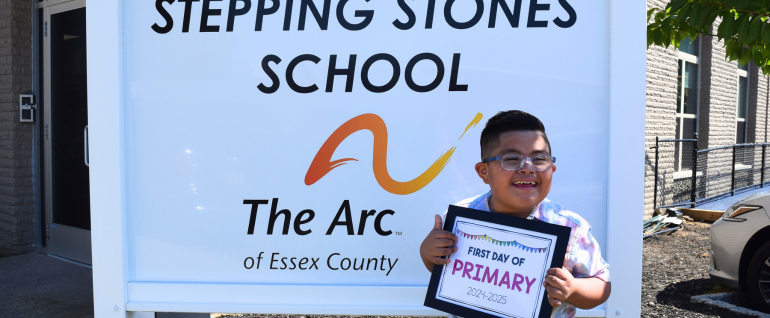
[84,125,89,167]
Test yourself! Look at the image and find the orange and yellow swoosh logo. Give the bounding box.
[304,113,483,195]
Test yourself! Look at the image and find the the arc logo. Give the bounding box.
[304,113,483,195]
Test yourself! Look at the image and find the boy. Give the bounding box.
[419,110,611,318]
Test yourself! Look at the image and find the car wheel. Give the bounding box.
[748,241,770,313]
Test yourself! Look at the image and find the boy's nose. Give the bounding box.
[518,165,536,173]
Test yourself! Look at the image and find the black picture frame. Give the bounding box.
[424,205,571,318]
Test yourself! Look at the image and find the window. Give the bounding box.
[675,36,700,172]
[736,63,749,144]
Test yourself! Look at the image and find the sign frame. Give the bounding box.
[424,205,571,318]
[86,0,645,317]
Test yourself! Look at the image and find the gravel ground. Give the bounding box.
[219,221,757,318]
[641,220,755,318]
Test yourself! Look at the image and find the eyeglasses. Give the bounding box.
[483,154,556,171]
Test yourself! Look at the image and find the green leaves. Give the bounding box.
[677,4,694,23]
[648,8,658,23]
[737,14,751,42]
[762,21,770,42]
[649,0,770,72]
[670,0,690,12]
[748,14,763,42]
[718,12,736,38]
[746,1,766,11]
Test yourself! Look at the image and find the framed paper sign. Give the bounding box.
[425,205,571,318]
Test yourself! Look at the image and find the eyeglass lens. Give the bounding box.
[501,155,553,171]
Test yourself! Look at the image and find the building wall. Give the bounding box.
[697,27,715,150]
[644,0,770,218]
[748,65,769,144]
[0,0,33,256]
[743,66,766,189]
[644,0,680,218]
[702,31,740,149]
[696,26,738,203]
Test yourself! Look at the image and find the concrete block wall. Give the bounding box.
[0,0,33,256]
[644,0,770,218]
[748,66,769,144]
[702,30,740,149]
[745,66,768,188]
[644,0,680,218]
[697,24,740,201]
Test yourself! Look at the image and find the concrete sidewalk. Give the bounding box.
[0,254,421,318]
[0,253,94,318]
[697,187,770,211]
[0,254,216,318]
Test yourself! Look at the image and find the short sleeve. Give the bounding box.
[567,226,610,282]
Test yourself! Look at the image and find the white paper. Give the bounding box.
[436,217,558,318]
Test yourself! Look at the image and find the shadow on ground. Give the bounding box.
[656,278,760,317]
[0,253,93,318]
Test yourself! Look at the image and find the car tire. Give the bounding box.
[748,240,770,313]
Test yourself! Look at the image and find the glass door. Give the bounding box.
[44,0,90,264]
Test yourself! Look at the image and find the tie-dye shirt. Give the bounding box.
[445,191,610,318]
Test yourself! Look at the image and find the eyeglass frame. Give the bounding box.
[482,154,556,171]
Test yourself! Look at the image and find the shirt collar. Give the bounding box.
[481,191,542,220]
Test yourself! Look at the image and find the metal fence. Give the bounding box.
[652,137,770,210]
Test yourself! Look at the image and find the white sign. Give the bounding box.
[87,0,645,316]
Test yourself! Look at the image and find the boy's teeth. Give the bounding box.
[515,181,536,185]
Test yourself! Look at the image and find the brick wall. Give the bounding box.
[0,0,34,256]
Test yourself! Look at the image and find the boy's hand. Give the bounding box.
[419,214,458,271]
[543,267,575,308]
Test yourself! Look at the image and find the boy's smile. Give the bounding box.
[475,131,555,218]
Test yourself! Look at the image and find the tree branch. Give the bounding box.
[673,27,718,38]
[687,0,770,18]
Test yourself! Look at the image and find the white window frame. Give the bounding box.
[676,51,701,124]
[736,64,750,144]
[675,46,701,172]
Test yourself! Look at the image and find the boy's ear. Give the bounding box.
[475,162,490,184]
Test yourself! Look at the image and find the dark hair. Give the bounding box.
[480,110,551,160]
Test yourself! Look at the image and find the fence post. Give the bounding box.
[690,142,698,208]
[762,145,766,188]
[731,146,737,196]
[653,137,659,210]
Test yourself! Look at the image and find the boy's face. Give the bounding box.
[474,131,555,217]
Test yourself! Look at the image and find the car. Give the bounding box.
[708,192,770,313]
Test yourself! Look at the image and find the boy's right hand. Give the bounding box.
[419,214,459,271]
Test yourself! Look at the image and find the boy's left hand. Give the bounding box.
[543,267,574,307]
